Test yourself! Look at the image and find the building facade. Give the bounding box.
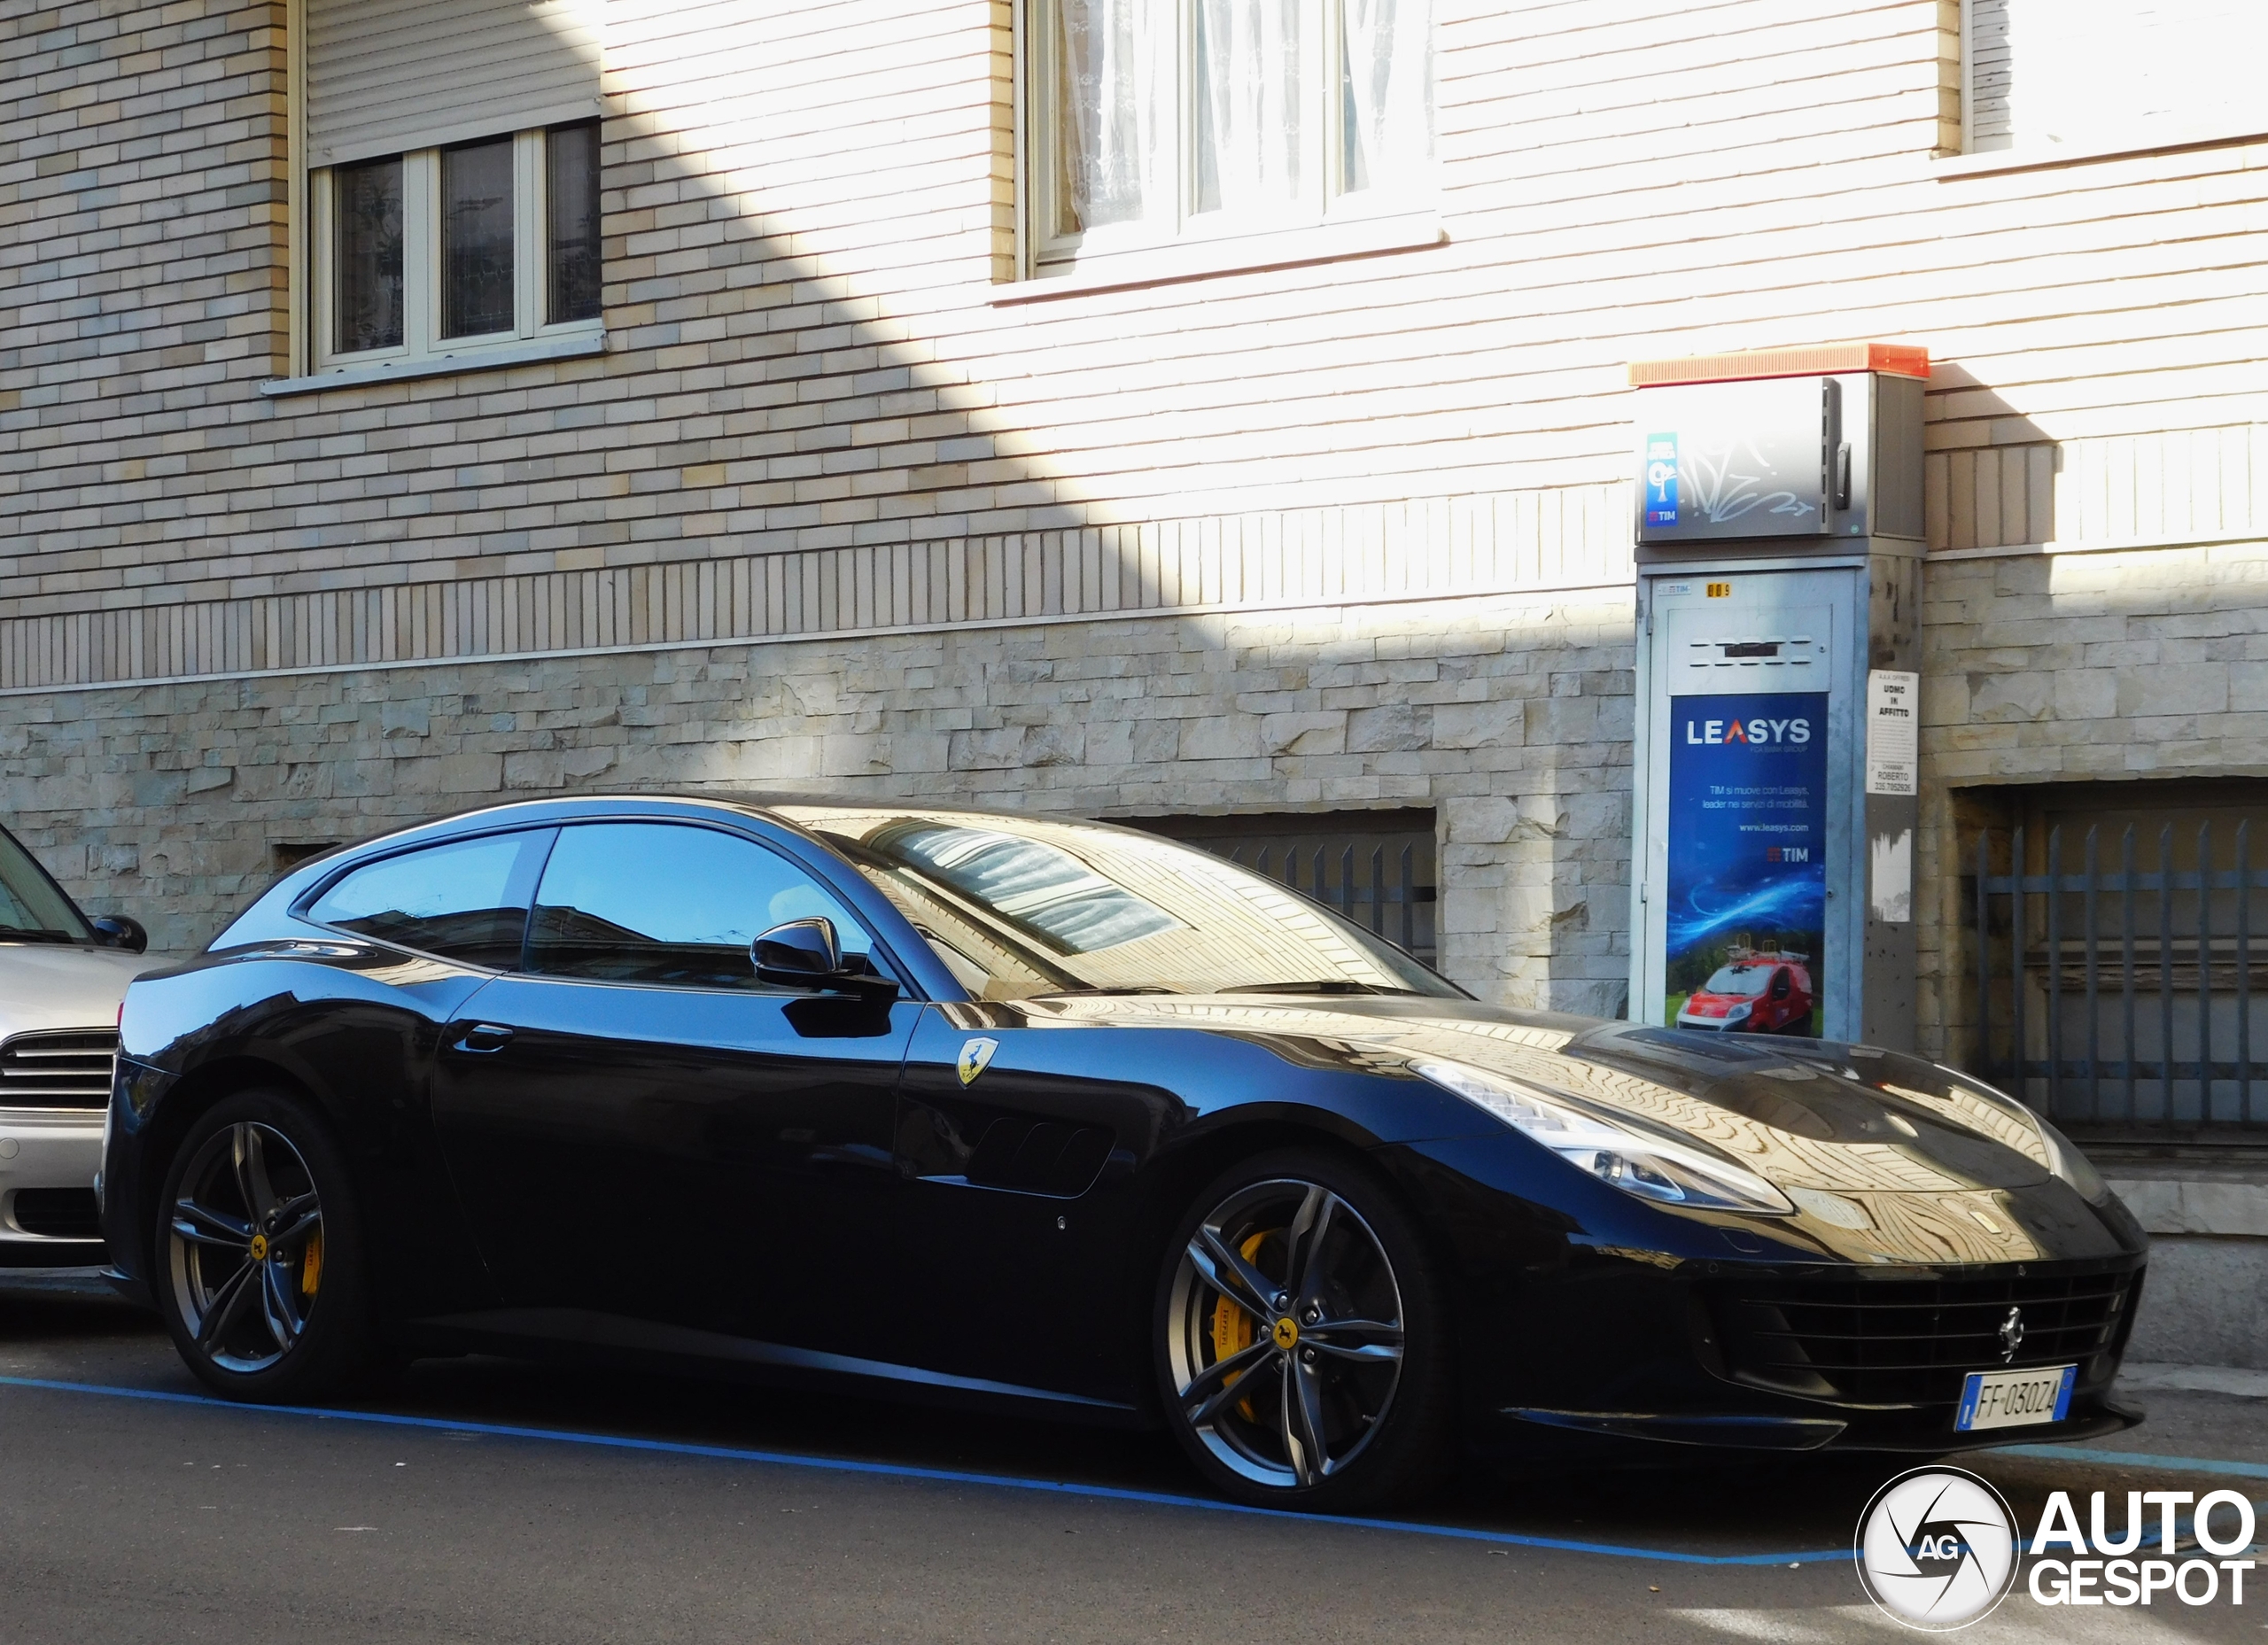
[6,2,2265,1357]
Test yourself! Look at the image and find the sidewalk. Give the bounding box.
[2117,1360,2268,1399]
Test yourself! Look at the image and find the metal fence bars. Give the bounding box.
[1970,821,2268,1137]
[1212,837,1437,966]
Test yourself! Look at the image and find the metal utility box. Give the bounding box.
[1627,345,1929,1051]
[1635,358,1926,551]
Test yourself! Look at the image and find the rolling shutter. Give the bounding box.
[306,0,602,167]
[1963,0,2012,151]
[1967,0,2268,155]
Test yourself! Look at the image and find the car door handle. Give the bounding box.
[451,1023,516,1054]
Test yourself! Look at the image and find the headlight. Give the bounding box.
[1410,1059,1795,1216]
[1723,1002,1752,1020]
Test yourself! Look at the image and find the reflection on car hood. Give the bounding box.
[0,943,158,1038]
[1020,992,2060,1199]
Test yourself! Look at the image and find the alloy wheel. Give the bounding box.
[167,1121,326,1374]
[1165,1176,1406,1489]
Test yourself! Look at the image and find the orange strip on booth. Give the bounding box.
[1627,344,1930,387]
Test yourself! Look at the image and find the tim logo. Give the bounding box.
[1644,434,1679,527]
[1767,847,1811,864]
[1684,717,1813,746]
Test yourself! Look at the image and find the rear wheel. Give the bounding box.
[1153,1148,1451,1510]
[155,1090,375,1401]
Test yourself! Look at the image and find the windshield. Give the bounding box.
[1699,964,1777,997]
[780,807,1464,1003]
[0,827,95,944]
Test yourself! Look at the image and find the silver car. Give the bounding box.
[0,825,154,1266]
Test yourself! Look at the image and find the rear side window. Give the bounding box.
[525,822,876,990]
[307,831,553,966]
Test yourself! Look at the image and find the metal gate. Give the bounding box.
[1969,820,2268,1137]
[1133,811,1438,967]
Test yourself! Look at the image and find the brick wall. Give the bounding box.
[4,590,1637,1013]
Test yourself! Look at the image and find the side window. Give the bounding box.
[525,823,881,991]
[307,830,553,966]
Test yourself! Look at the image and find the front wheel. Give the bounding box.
[1153,1148,1451,1510]
[155,1090,375,1401]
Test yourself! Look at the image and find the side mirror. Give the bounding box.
[753,916,842,982]
[89,915,148,955]
[751,919,897,1001]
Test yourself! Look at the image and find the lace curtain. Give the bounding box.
[1341,0,1433,193]
[1194,0,1307,216]
[1055,0,1167,232]
[1053,0,1433,237]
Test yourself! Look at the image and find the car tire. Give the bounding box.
[153,1090,376,1402]
[1153,1146,1452,1511]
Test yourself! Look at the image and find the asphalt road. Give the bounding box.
[3,1270,2262,1644]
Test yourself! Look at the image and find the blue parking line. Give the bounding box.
[0,1373,1843,1567]
[1990,1443,2268,1481]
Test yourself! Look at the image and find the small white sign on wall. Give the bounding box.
[1865,670,1919,796]
[1871,830,1913,924]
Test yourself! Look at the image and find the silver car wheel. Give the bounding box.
[1165,1176,1407,1489]
[167,1121,326,1375]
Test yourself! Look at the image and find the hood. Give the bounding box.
[1018,992,2062,1199]
[0,943,158,1039]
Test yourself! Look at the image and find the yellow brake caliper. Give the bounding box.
[1209,1230,1276,1419]
[300,1227,323,1298]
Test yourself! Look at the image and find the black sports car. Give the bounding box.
[102,795,2147,1509]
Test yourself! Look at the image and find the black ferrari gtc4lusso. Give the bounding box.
[101,795,2146,1509]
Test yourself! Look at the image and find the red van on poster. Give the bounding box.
[1674,946,1815,1036]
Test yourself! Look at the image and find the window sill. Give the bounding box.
[994,212,1443,304]
[1934,120,2268,178]
[261,330,607,397]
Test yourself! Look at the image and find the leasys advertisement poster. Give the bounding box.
[1664,692,1828,1036]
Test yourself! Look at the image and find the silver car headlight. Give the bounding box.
[1411,1059,1795,1216]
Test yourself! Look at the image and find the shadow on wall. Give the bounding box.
[13,5,1638,1005]
[1923,365,2058,552]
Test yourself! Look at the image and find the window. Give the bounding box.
[1961,778,2268,1141]
[312,123,600,371]
[308,831,553,967]
[1029,0,1433,271]
[1962,0,2268,156]
[524,824,879,991]
[788,806,1457,998]
[0,827,94,946]
[299,0,603,377]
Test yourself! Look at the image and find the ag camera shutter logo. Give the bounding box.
[1854,1468,2019,1630]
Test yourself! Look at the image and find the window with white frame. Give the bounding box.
[313,125,601,368]
[1962,0,2268,156]
[302,0,603,375]
[1029,0,1433,271]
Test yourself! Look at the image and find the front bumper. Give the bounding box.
[1466,1250,2148,1462]
[1498,1391,2143,1455]
[0,1110,105,1268]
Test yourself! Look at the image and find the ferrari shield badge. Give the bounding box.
[957,1036,999,1086]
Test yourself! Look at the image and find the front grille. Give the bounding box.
[0,1029,117,1111]
[1712,1267,2140,1407]
[11,1187,101,1239]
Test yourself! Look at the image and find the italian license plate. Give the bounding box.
[1956,1363,2076,1432]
